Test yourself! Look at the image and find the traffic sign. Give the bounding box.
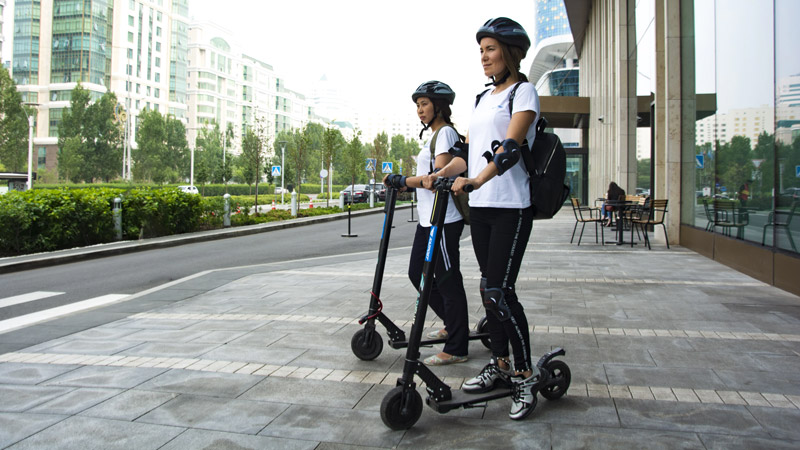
[382,162,393,173]
[796,165,800,178]
[365,158,376,171]
[320,169,328,178]
[272,166,281,176]
[695,155,704,169]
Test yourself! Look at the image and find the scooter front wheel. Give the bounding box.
[351,328,384,360]
[381,386,423,430]
[540,359,571,400]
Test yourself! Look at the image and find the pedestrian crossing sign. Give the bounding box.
[365,158,376,171]
[382,162,393,174]
[272,166,281,177]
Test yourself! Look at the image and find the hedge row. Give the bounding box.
[0,187,203,256]
[34,183,349,197]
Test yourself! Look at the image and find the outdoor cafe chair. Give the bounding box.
[713,199,748,239]
[762,202,797,252]
[702,198,715,231]
[631,199,669,250]
[570,198,604,245]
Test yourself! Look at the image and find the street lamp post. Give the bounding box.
[279,140,287,204]
[22,102,40,191]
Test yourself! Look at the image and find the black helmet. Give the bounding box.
[411,80,456,105]
[476,17,531,54]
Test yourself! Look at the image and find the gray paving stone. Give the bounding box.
[118,329,210,343]
[745,405,800,441]
[614,398,767,437]
[226,329,289,347]
[27,388,121,415]
[698,433,800,450]
[713,369,800,395]
[259,404,404,448]
[43,365,167,389]
[79,389,176,421]
[189,330,248,344]
[648,348,765,372]
[199,344,305,365]
[0,413,67,448]
[604,366,725,390]
[4,415,183,449]
[0,363,80,385]
[550,424,706,450]
[0,385,73,412]
[38,339,141,355]
[482,394,620,427]
[291,348,402,373]
[241,376,372,409]
[398,416,552,449]
[137,369,262,398]
[136,394,289,434]
[123,341,222,358]
[159,428,318,450]
[62,327,141,341]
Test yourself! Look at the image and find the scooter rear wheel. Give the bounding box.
[540,359,571,400]
[477,316,491,349]
[381,386,423,430]
[351,329,383,360]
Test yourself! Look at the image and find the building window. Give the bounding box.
[128,15,134,26]
[155,88,160,98]
[156,26,161,37]
[155,57,161,67]
[128,31,134,43]
[127,48,133,59]
[155,73,160,82]
[155,42,161,52]
[37,147,46,169]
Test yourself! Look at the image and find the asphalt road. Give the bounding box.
[0,208,436,321]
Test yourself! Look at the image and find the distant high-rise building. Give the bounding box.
[0,0,6,62]
[529,0,579,96]
[12,0,115,172]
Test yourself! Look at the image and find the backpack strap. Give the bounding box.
[474,81,524,116]
[429,125,458,172]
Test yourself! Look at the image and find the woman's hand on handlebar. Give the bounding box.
[421,173,439,190]
[452,177,480,195]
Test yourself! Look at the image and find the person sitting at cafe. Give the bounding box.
[601,181,626,227]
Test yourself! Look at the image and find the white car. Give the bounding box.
[178,185,199,195]
[275,187,289,194]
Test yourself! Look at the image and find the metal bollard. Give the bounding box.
[370,189,374,208]
[223,193,231,227]
[291,191,298,217]
[113,197,122,241]
[339,194,345,210]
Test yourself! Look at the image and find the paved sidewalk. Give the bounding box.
[1,213,799,449]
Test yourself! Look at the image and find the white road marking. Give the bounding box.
[0,291,64,309]
[0,294,129,334]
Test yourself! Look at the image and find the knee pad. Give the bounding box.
[482,287,511,322]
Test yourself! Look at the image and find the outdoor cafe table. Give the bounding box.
[604,199,638,245]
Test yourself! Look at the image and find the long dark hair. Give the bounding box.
[432,98,465,141]
[501,43,529,83]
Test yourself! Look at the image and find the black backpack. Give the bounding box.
[475,82,570,220]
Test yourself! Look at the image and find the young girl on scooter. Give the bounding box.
[425,17,544,420]
[384,81,469,366]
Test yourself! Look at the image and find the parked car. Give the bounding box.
[780,187,800,201]
[371,183,387,201]
[178,185,199,195]
[274,187,289,194]
[340,184,371,203]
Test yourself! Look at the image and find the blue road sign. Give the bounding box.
[382,162,393,173]
[365,158,376,171]
[696,155,704,169]
[796,165,800,178]
[271,166,281,177]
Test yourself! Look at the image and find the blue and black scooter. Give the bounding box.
[378,178,571,430]
[350,184,491,361]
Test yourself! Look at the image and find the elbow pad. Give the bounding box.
[448,141,469,162]
[492,139,521,175]
[482,140,502,164]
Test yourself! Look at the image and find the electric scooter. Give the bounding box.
[379,178,571,430]
[350,185,491,361]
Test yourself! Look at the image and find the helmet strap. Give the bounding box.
[485,70,511,87]
[419,108,439,139]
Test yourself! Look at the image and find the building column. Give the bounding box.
[654,0,683,245]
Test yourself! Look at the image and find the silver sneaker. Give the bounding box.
[462,359,511,393]
[509,369,548,420]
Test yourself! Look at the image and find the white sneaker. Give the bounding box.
[425,328,448,339]
[462,359,511,393]
[509,370,547,420]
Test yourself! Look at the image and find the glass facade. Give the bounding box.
[12,0,40,85]
[50,0,112,85]
[535,0,570,45]
[548,68,579,97]
[169,0,188,119]
[683,0,800,254]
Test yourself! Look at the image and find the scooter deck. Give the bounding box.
[427,387,513,414]
[388,330,489,349]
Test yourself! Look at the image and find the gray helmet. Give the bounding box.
[476,17,531,54]
[411,80,456,105]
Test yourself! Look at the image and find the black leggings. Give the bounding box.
[470,206,534,372]
[408,220,469,357]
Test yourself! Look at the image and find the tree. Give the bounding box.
[321,125,345,206]
[134,109,186,183]
[58,136,85,183]
[195,124,223,183]
[716,135,754,197]
[57,84,121,182]
[0,66,30,172]
[390,134,419,177]
[342,130,365,189]
[239,116,269,208]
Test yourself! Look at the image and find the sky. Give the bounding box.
[188,0,537,127]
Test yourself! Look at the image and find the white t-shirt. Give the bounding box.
[467,82,540,209]
[415,126,464,227]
